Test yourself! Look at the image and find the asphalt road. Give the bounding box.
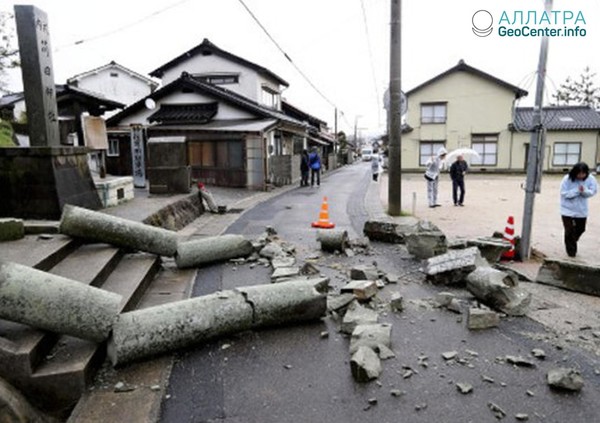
[160,163,600,423]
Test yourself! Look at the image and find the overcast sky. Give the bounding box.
[2,0,599,136]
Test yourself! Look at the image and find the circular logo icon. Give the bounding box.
[472,10,493,37]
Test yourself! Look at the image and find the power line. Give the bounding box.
[237,0,340,112]
[54,0,192,51]
[360,0,382,126]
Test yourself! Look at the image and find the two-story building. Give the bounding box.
[107,38,334,189]
[403,59,600,172]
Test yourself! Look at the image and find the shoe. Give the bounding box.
[459,203,464,207]
[429,205,435,208]
[454,203,458,206]
[434,204,442,207]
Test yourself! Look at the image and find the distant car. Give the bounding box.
[361,148,374,161]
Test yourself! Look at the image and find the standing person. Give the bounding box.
[449,154,468,206]
[424,147,447,208]
[559,162,597,257]
[309,147,321,187]
[371,155,382,181]
[300,149,310,187]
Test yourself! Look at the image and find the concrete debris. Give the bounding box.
[390,293,404,312]
[0,260,122,342]
[175,235,253,269]
[113,382,135,393]
[362,218,419,244]
[0,218,24,241]
[515,413,529,421]
[320,331,329,339]
[350,346,382,382]
[526,390,535,397]
[536,258,600,297]
[456,382,473,394]
[271,256,296,269]
[547,368,584,391]
[488,402,507,419]
[435,292,455,308]
[466,237,512,264]
[385,273,400,284]
[467,308,499,330]
[300,262,320,276]
[259,242,285,260]
[403,369,414,379]
[317,229,349,253]
[422,247,480,285]
[341,301,379,334]
[350,265,380,281]
[341,280,378,301]
[349,324,394,359]
[505,355,536,368]
[446,298,463,314]
[60,204,179,257]
[390,389,405,397]
[108,278,328,366]
[327,293,355,314]
[466,267,531,316]
[482,375,495,383]
[415,403,428,411]
[405,220,448,259]
[271,267,301,281]
[375,279,386,289]
[531,348,546,359]
[442,351,458,361]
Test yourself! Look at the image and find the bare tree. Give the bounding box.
[0,11,19,94]
[552,67,600,110]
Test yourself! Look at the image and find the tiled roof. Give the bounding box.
[149,38,289,87]
[0,85,124,111]
[513,106,600,131]
[148,102,218,124]
[67,61,159,88]
[406,59,528,98]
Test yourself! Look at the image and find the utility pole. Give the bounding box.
[388,0,402,216]
[520,0,552,260]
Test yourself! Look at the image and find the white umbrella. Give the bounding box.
[446,148,480,163]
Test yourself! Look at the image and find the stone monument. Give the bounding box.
[0,5,101,219]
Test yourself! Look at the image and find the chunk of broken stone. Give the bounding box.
[0,218,25,241]
[442,351,458,361]
[341,280,378,301]
[506,355,536,368]
[531,348,546,360]
[466,236,512,264]
[300,262,320,276]
[259,243,285,259]
[536,258,600,297]
[317,229,349,253]
[350,345,382,382]
[362,219,418,244]
[467,308,499,330]
[271,256,296,269]
[547,368,584,391]
[422,247,480,285]
[515,413,529,421]
[351,265,380,281]
[390,292,404,312]
[349,323,394,359]
[341,301,379,334]
[385,273,399,284]
[435,292,455,308]
[488,402,507,419]
[271,266,300,281]
[466,267,531,316]
[456,383,473,394]
[405,220,448,259]
[327,293,355,314]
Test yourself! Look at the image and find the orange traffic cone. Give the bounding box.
[312,196,335,229]
[501,215,515,260]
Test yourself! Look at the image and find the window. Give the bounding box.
[553,142,581,166]
[110,72,119,78]
[421,103,447,124]
[471,134,498,166]
[261,87,279,108]
[195,74,239,85]
[107,139,120,157]
[419,141,446,166]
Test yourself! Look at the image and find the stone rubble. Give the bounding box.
[547,368,584,391]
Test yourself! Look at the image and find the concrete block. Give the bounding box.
[422,247,479,284]
[341,280,378,301]
[467,308,499,330]
[0,218,24,241]
[350,265,379,281]
[536,258,600,297]
[390,293,404,312]
[341,301,378,334]
[350,346,382,382]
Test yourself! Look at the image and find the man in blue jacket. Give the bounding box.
[560,162,598,257]
[308,147,321,187]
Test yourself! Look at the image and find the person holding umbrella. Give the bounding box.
[449,154,468,206]
[424,147,447,207]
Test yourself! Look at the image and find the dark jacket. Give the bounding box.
[300,153,310,172]
[450,160,468,182]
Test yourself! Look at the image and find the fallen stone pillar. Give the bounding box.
[0,260,121,342]
[175,234,253,269]
[317,229,349,253]
[59,204,178,257]
[536,259,600,297]
[108,278,327,366]
[466,267,531,316]
[362,218,419,244]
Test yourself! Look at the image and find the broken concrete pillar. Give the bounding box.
[467,308,499,330]
[466,237,512,264]
[422,247,480,285]
[405,220,447,259]
[350,345,382,382]
[0,218,25,241]
[536,259,600,297]
[108,278,327,366]
[175,234,253,268]
[362,217,419,244]
[0,260,121,342]
[466,267,531,316]
[341,301,378,334]
[341,280,378,301]
[317,229,349,253]
[59,204,178,257]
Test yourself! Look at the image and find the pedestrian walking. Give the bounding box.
[371,155,382,182]
[309,147,321,187]
[424,147,447,208]
[559,162,597,257]
[449,154,468,206]
[300,149,310,187]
